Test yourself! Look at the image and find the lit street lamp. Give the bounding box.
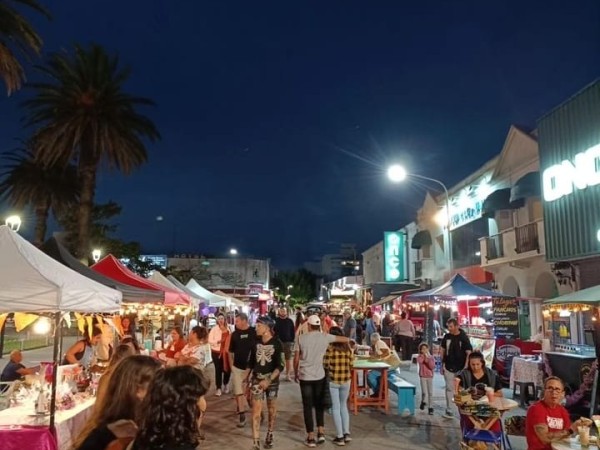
[387,164,453,272]
[287,285,293,295]
[229,248,238,256]
[5,215,21,232]
[229,248,239,295]
[92,249,102,263]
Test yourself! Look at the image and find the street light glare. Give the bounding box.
[5,215,22,232]
[229,248,238,255]
[387,165,407,183]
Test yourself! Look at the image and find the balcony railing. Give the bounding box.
[485,234,504,260]
[414,261,422,279]
[515,222,539,254]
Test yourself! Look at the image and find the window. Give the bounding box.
[421,245,431,259]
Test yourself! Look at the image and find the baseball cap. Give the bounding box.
[257,315,275,328]
[307,315,321,326]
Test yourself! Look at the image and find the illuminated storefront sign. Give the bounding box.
[543,143,600,202]
[383,231,405,282]
[446,174,492,230]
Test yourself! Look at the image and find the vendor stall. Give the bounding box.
[0,225,122,450]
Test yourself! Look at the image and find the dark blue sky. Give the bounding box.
[1,1,599,267]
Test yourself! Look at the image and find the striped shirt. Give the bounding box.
[323,345,354,384]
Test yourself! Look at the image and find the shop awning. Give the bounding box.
[411,230,432,249]
[510,171,541,204]
[372,295,399,307]
[406,274,512,301]
[481,188,523,218]
[543,284,600,306]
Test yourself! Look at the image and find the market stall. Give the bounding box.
[0,225,122,450]
[186,278,245,308]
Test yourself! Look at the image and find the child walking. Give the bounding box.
[416,343,435,415]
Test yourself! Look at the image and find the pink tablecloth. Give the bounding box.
[0,425,56,450]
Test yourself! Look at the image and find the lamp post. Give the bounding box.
[229,248,239,295]
[92,249,102,263]
[387,165,453,273]
[287,284,293,295]
[5,215,21,232]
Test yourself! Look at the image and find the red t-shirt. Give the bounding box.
[525,400,571,450]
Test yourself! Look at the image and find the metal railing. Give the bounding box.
[515,222,540,254]
[485,234,504,260]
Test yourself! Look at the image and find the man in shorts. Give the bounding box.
[248,315,284,450]
[274,307,295,380]
[229,312,257,428]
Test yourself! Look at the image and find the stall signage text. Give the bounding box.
[492,297,520,339]
[543,143,600,202]
[383,231,405,282]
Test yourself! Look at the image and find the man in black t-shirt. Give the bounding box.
[229,313,257,428]
[440,318,472,419]
[249,316,284,450]
[273,307,295,381]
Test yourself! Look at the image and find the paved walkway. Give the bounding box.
[2,345,529,449]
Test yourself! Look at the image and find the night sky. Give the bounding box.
[1,1,599,268]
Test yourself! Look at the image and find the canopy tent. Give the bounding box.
[406,274,511,301]
[0,225,122,313]
[167,275,208,306]
[42,237,164,304]
[149,271,200,308]
[92,255,190,306]
[543,284,600,306]
[186,278,239,307]
[214,290,246,308]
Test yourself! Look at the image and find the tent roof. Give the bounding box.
[92,255,189,306]
[186,279,238,307]
[214,290,246,308]
[167,275,207,306]
[543,284,600,306]
[42,237,164,304]
[149,271,199,308]
[406,274,512,301]
[0,225,121,313]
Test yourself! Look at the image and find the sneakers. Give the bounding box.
[419,401,425,410]
[428,407,434,415]
[332,437,346,446]
[252,440,261,450]
[215,388,222,397]
[442,410,454,419]
[264,431,274,449]
[224,385,230,394]
[237,413,246,428]
[317,433,325,444]
[305,438,317,448]
[343,434,352,443]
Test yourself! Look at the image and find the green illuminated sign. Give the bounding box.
[384,231,405,282]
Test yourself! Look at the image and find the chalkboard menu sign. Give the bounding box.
[493,298,519,339]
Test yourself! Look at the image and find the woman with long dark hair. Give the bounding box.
[72,355,161,450]
[63,325,103,366]
[132,366,210,450]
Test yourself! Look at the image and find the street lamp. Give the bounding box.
[287,285,293,295]
[229,248,238,256]
[92,249,102,263]
[5,215,21,232]
[229,248,239,295]
[387,164,453,272]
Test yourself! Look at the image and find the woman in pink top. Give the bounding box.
[416,343,435,415]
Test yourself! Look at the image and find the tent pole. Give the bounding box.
[49,312,61,431]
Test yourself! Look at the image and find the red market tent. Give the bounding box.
[91,254,190,306]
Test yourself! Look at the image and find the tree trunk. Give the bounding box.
[33,198,50,247]
[76,160,98,263]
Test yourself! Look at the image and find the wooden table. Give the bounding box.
[349,360,390,415]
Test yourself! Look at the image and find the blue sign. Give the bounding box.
[384,232,405,282]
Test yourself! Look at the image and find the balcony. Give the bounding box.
[479,219,545,268]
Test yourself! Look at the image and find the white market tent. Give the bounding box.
[186,278,243,307]
[167,275,208,306]
[149,271,201,308]
[0,225,122,313]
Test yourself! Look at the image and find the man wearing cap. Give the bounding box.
[274,307,295,381]
[229,312,257,428]
[248,316,285,450]
[294,314,350,448]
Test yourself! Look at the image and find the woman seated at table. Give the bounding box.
[526,376,588,450]
[158,327,186,366]
[63,325,103,367]
[72,355,161,450]
[366,333,401,397]
[177,326,212,371]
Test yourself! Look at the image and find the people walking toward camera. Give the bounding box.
[209,313,232,396]
[229,313,257,428]
[274,307,295,381]
[249,316,284,450]
[440,318,472,419]
[416,343,435,415]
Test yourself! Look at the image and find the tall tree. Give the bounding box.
[0,145,78,245]
[23,43,160,259]
[0,0,50,95]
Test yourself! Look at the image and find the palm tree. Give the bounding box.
[0,145,78,246]
[23,43,160,258]
[0,0,50,95]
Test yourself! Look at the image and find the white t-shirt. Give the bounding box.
[297,332,337,381]
[181,343,212,369]
[374,339,390,356]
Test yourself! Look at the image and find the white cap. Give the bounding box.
[307,315,321,326]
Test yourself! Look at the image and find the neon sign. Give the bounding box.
[383,232,405,282]
[543,144,600,202]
